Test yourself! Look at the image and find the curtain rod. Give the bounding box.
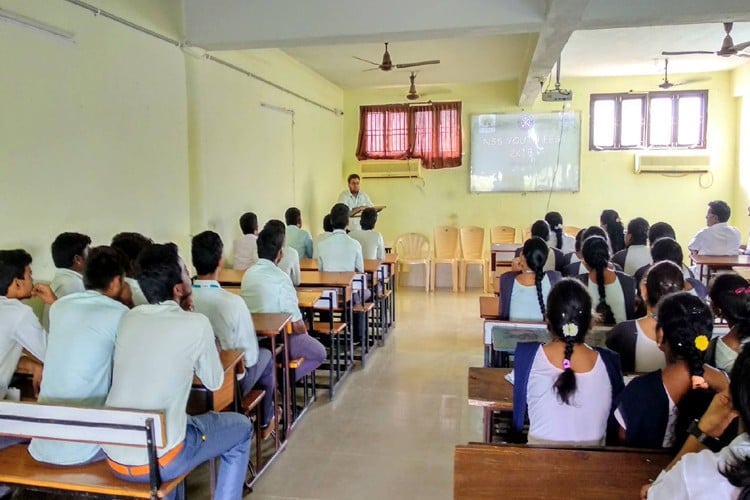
[61,0,343,116]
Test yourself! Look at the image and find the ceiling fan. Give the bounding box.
[406,72,420,100]
[656,58,709,89]
[353,42,440,72]
[662,22,750,58]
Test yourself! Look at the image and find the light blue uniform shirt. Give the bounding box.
[29,290,128,465]
[240,259,303,322]
[286,225,313,259]
[317,229,364,272]
[509,275,552,322]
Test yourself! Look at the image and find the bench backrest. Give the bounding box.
[454,443,670,500]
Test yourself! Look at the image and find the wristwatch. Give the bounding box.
[687,419,722,452]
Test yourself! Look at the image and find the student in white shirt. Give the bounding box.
[233,211,259,270]
[29,246,129,465]
[103,243,251,499]
[612,218,653,276]
[191,231,277,439]
[579,235,636,325]
[266,220,301,286]
[43,232,90,328]
[285,207,313,259]
[111,232,152,307]
[241,228,326,381]
[688,200,742,256]
[312,214,333,259]
[349,207,385,260]
[317,204,364,273]
[545,211,576,255]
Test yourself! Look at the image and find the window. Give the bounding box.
[589,90,707,150]
[355,102,462,169]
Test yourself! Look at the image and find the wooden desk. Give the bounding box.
[297,289,323,309]
[468,367,513,442]
[254,313,292,443]
[690,254,750,281]
[479,296,500,319]
[188,349,244,415]
[299,258,317,271]
[218,268,245,286]
[490,243,518,271]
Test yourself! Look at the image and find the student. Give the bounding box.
[29,246,129,465]
[516,220,564,273]
[634,238,707,300]
[612,217,652,276]
[578,235,636,325]
[233,211,259,270]
[265,220,301,286]
[50,232,91,298]
[648,221,676,246]
[103,243,251,499]
[705,273,750,372]
[241,228,326,381]
[312,214,333,260]
[317,203,364,273]
[688,200,741,256]
[606,261,684,373]
[511,278,624,445]
[190,231,277,439]
[349,207,386,260]
[611,292,729,450]
[499,237,561,322]
[285,207,313,259]
[601,209,626,254]
[111,232,152,307]
[544,211,575,254]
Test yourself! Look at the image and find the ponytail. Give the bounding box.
[535,268,546,317]
[601,209,625,254]
[522,236,549,317]
[544,212,564,250]
[582,236,615,324]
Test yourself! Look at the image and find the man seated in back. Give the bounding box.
[312,214,333,259]
[102,244,251,498]
[349,207,385,260]
[688,200,741,256]
[111,232,153,307]
[241,228,325,381]
[29,246,129,465]
[233,211,259,270]
[191,231,277,439]
[285,207,313,259]
[266,219,301,286]
[44,232,91,328]
[317,203,364,273]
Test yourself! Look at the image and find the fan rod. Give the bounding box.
[555,56,562,88]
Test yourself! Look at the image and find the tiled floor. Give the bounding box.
[248,288,485,500]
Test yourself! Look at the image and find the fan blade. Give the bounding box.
[675,77,711,85]
[739,54,750,58]
[352,56,380,66]
[363,67,381,72]
[394,60,440,69]
[661,50,715,56]
[731,41,750,52]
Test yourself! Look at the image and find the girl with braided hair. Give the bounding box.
[601,209,626,254]
[580,235,636,325]
[706,272,750,372]
[611,217,652,276]
[544,211,575,254]
[612,292,729,450]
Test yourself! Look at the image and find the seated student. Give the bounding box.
[190,231,277,439]
[50,232,91,297]
[634,238,707,300]
[577,235,636,325]
[606,261,684,373]
[648,221,676,246]
[233,211,259,270]
[515,220,564,273]
[103,243,251,499]
[285,207,313,259]
[312,214,333,259]
[601,209,626,254]
[545,211,576,255]
[561,228,586,276]
[705,273,750,372]
[241,228,326,381]
[317,203,364,273]
[29,246,129,465]
[511,278,624,446]
[349,207,386,261]
[499,237,561,322]
[611,217,652,276]
[111,232,152,307]
[265,220,301,286]
[688,200,742,256]
[611,292,729,450]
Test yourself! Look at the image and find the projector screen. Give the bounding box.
[469,111,581,193]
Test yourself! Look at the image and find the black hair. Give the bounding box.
[644,261,685,308]
[547,278,593,405]
[360,208,378,231]
[544,212,564,250]
[135,243,183,304]
[263,219,286,235]
[582,235,615,324]
[648,222,676,245]
[522,237,549,317]
[347,173,360,183]
[656,292,712,380]
[627,217,649,246]
[574,229,586,253]
[51,232,91,269]
[582,225,607,241]
[530,220,550,241]
[330,203,350,230]
[285,207,301,226]
[257,226,285,261]
[650,238,684,267]
[708,200,732,223]
[111,232,153,277]
[600,209,625,254]
[709,273,750,340]
[323,214,333,233]
[84,246,126,291]
[239,212,258,235]
[0,249,32,296]
[721,344,750,494]
[191,231,223,276]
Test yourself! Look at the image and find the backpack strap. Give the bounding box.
[512,342,543,433]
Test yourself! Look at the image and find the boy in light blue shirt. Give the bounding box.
[285,207,313,259]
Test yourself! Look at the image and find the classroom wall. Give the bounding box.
[732,63,750,243]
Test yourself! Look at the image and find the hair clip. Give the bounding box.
[734,287,750,295]
[694,335,709,352]
[562,323,578,338]
[562,359,571,370]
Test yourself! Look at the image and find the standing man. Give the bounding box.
[338,174,373,230]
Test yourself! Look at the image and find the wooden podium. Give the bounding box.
[350,205,386,218]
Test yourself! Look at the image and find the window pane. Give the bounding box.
[366,112,384,154]
[439,109,459,154]
[592,99,615,147]
[620,98,643,147]
[388,112,408,154]
[677,96,702,145]
[649,97,673,146]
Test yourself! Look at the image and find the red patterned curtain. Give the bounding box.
[410,101,462,169]
[355,104,409,160]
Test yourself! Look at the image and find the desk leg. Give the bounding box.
[281,328,292,440]
[483,408,491,443]
[269,336,280,451]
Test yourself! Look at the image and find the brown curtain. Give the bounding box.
[355,104,409,160]
[409,101,462,169]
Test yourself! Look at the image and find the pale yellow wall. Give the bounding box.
[732,64,750,243]
[344,72,738,253]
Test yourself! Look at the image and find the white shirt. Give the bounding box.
[688,222,742,256]
[587,277,628,324]
[648,433,750,499]
[241,259,302,322]
[715,337,738,372]
[349,229,385,260]
[286,225,313,259]
[125,277,148,306]
[0,296,47,393]
[550,232,576,255]
[634,321,666,373]
[191,280,259,367]
[623,245,653,276]
[233,234,258,270]
[317,229,364,272]
[337,190,373,210]
[526,346,612,446]
[278,245,301,286]
[103,301,223,465]
[44,268,85,329]
[29,291,128,465]
[312,232,332,259]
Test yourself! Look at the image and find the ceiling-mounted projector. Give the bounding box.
[542,88,573,102]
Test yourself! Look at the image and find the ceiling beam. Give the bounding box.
[517,0,591,106]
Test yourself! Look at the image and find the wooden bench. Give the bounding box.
[454,442,670,500]
[0,401,186,499]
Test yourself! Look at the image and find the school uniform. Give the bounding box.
[563,259,582,277]
[103,301,251,500]
[688,222,741,256]
[706,336,738,373]
[233,233,258,270]
[124,277,148,306]
[29,290,128,465]
[0,296,47,394]
[349,229,386,261]
[633,264,708,301]
[549,232,576,255]
[286,225,313,259]
[312,232,332,259]
[317,229,364,273]
[577,271,636,324]
[44,268,85,328]
[611,245,652,276]
[514,246,565,273]
[605,320,666,373]
[278,245,301,286]
[498,271,561,322]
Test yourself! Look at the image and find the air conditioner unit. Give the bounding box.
[359,160,422,179]
[634,153,710,174]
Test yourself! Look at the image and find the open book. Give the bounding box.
[349,205,387,217]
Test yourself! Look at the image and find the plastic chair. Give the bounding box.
[394,233,431,292]
[459,226,489,293]
[563,225,581,237]
[521,226,531,242]
[490,226,517,244]
[431,226,460,292]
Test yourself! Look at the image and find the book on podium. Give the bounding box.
[350,206,386,218]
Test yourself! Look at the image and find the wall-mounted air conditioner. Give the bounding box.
[634,153,710,174]
[360,160,422,179]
